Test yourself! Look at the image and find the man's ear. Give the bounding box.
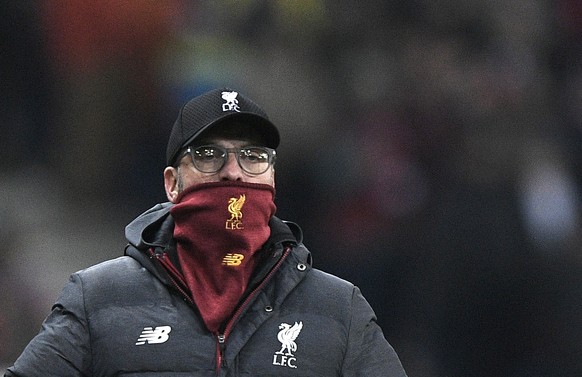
[163,166,180,203]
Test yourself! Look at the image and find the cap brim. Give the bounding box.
[179,112,280,151]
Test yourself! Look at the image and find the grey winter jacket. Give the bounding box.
[5,203,407,376]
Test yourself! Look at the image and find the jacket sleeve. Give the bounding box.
[341,286,407,377]
[5,273,91,377]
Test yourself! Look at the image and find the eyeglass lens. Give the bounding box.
[190,145,273,174]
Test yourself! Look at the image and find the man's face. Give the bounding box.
[164,137,275,203]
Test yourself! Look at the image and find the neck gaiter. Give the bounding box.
[170,181,276,332]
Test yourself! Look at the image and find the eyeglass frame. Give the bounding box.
[177,144,277,175]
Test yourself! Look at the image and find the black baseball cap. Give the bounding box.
[166,88,280,166]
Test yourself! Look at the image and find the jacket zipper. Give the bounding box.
[215,245,292,374]
[149,248,194,305]
[149,246,295,375]
[216,334,226,376]
[151,249,230,374]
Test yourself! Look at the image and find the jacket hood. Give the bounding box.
[125,202,174,249]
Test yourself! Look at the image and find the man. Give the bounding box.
[6,88,407,376]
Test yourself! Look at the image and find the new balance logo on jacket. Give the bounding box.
[135,326,171,345]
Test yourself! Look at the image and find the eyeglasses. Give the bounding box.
[181,145,276,175]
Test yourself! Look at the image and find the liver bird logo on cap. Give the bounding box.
[221,91,240,112]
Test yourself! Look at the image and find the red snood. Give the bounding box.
[170,181,276,332]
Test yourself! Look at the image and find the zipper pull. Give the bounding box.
[216,334,226,373]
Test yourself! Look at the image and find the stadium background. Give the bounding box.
[1,1,581,375]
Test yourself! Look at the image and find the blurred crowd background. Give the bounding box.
[1,1,582,376]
